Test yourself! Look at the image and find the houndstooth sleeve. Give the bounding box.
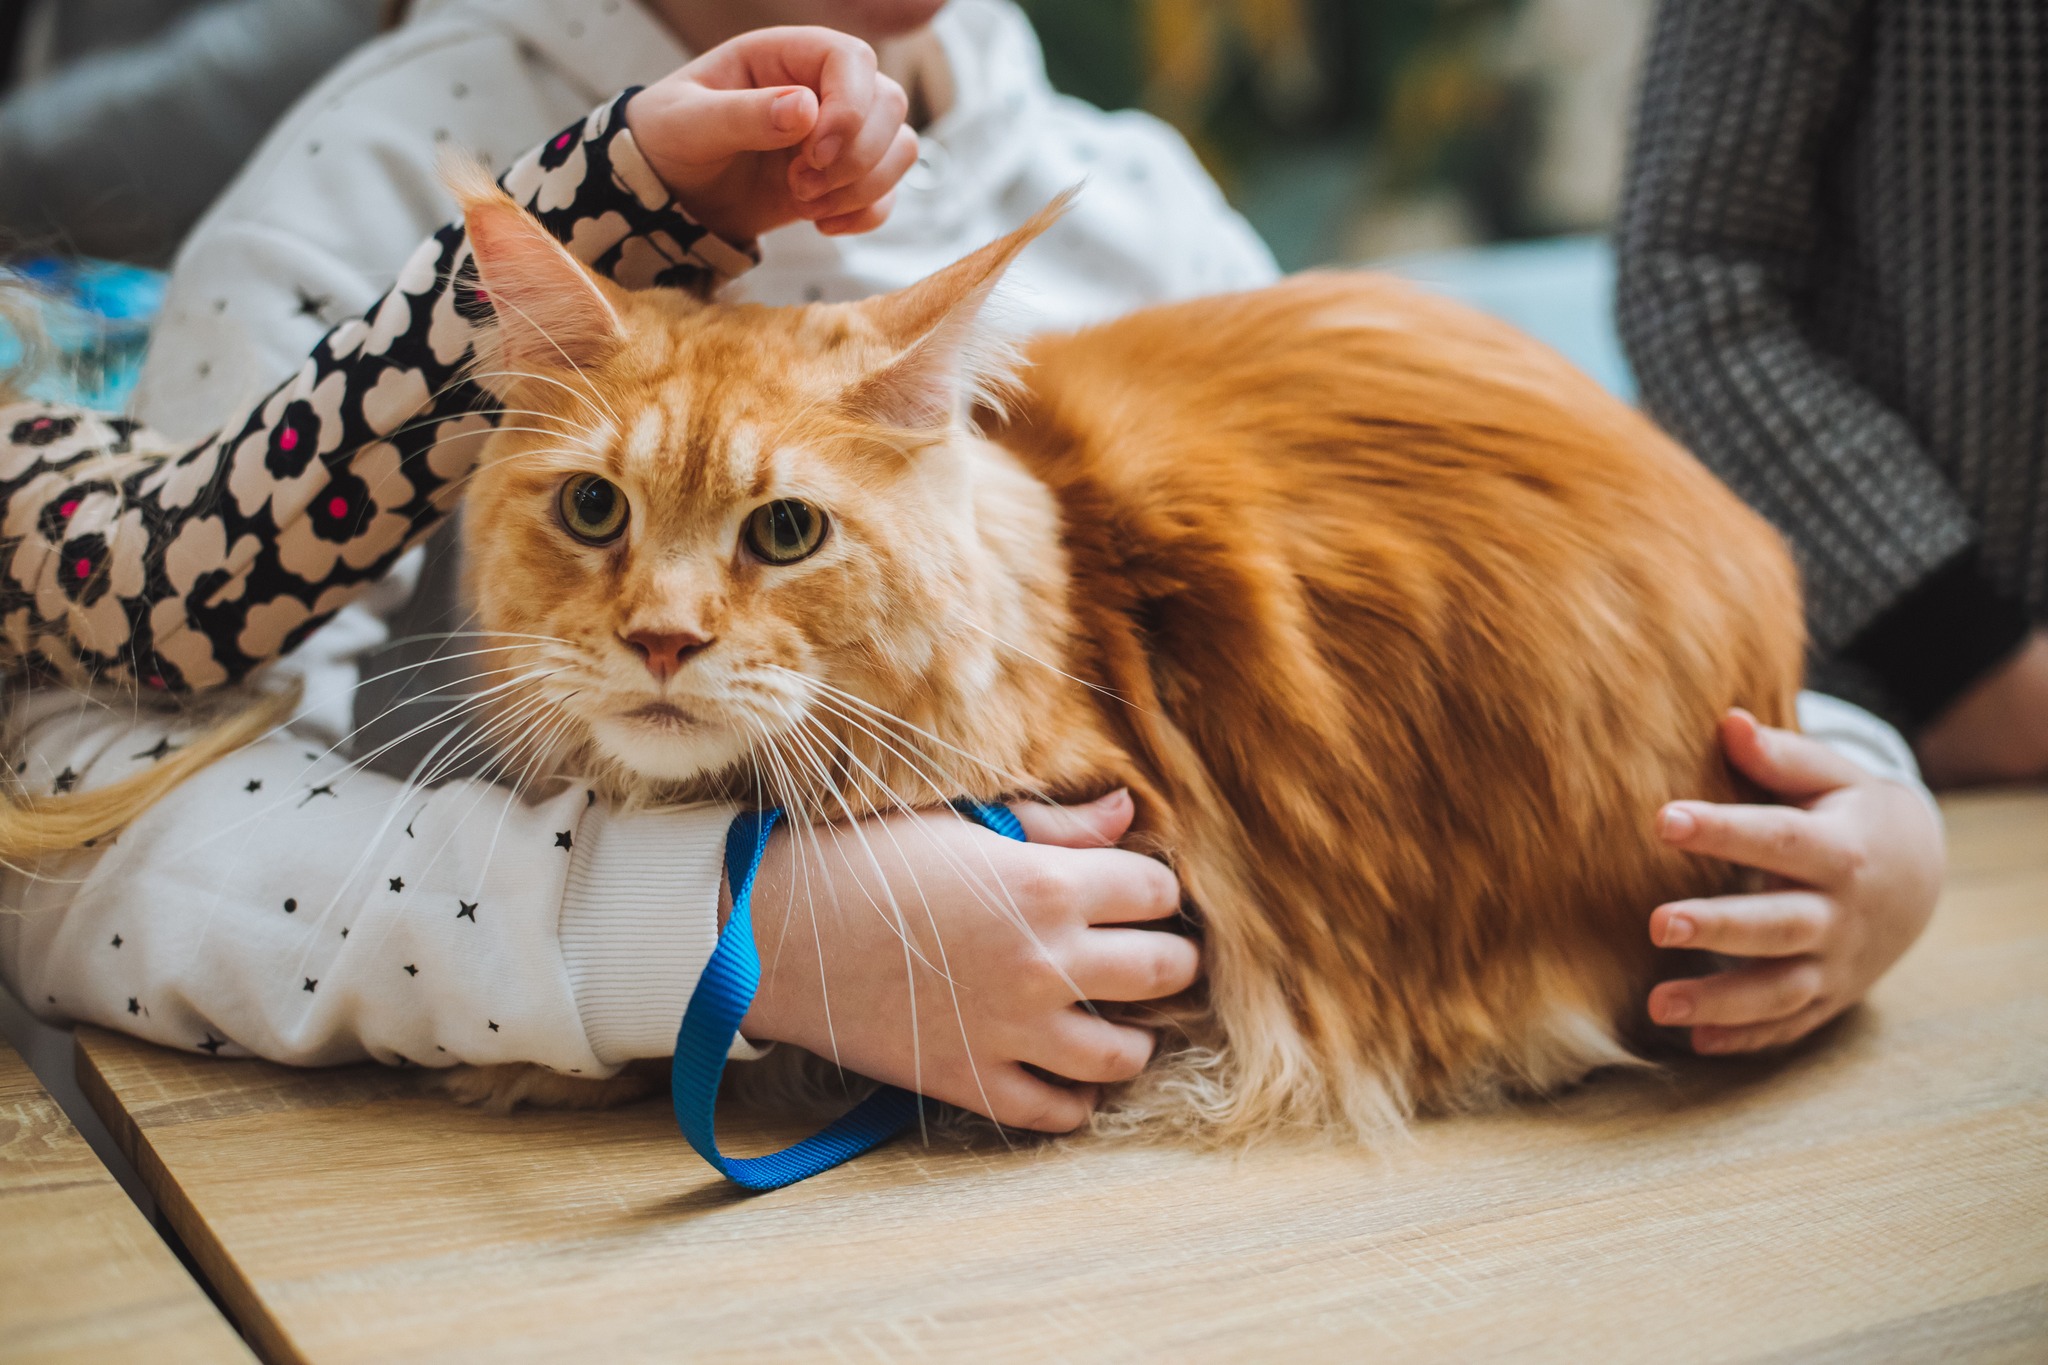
[0,89,753,696]
[1614,0,2031,725]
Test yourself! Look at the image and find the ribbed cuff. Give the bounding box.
[1838,549,2032,729]
[559,801,735,1065]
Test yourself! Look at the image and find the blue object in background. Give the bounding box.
[0,257,167,409]
[1377,235,1636,403]
[0,239,1634,414]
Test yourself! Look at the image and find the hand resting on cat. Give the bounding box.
[740,788,1197,1132]
[1649,709,1944,1055]
[625,25,919,243]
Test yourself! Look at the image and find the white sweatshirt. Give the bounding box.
[2,0,1278,1075]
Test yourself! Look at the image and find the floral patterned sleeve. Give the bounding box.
[0,89,752,693]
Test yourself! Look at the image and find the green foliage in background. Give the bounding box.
[1017,0,1535,267]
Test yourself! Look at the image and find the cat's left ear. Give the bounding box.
[843,189,1075,429]
[447,159,622,383]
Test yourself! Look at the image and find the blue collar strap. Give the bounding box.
[671,799,1026,1191]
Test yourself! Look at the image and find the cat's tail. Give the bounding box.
[0,685,297,873]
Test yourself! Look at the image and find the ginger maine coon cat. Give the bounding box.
[445,178,1804,1137]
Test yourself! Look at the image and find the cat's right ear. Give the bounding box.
[447,159,621,381]
[841,188,1075,430]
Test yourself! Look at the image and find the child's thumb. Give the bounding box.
[679,84,818,157]
[1720,708,1862,799]
[1008,789,1136,849]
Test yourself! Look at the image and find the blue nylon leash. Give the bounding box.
[671,799,1026,1192]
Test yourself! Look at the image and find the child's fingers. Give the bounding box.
[815,192,897,237]
[795,125,919,217]
[1007,788,1134,850]
[981,1067,1097,1132]
[671,83,818,158]
[1069,927,1201,1002]
[799,36,883,171]
[1648,957,1825,1029]
[1719,708,1865,802]
[1690,999,1836,1054]
[1658,799,1855,886]
[1029,1010,1156,1085]
[1650,890,1836,955]
[794,74,910,198]
[1061,846,1182,925]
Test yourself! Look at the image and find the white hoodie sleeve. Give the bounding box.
[1797,690,1935,806]
[0,690,735,1074]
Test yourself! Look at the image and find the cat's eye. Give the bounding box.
[744,499,829,564]
[558,474,628,545]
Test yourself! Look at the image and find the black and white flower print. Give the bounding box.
[0,89,754,696]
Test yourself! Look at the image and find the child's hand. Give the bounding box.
[624,26,917,242]
[739,789,1198,1133]
[1647,709,1944,1054]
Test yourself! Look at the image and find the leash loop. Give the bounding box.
[670,799,1024,1190]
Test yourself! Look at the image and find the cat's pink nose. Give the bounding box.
[621,629,712,682]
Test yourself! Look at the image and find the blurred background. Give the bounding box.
[2,0,1652,404]
[1021,0,1650,268]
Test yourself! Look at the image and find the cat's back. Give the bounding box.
[987,273,1806,1124]
[996,270,1801,713]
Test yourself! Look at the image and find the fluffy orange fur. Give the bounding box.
[449,177,1803,1136]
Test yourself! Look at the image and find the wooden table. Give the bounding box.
[0,1037,253,1363]
[74,790,2048,1364]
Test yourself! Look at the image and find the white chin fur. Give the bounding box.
[587,717,749,784]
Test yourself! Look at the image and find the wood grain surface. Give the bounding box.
[75,789,2048,1365]
[0,1037,253,1364]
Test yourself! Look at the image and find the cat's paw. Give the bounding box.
[439,1061,662,1113]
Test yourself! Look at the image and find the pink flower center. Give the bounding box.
[73,557,91,578]
[555,132,573,150]
[145,675,166,690]
[58,500,78,518]
[328,496,349,519]
[278,427,300,452]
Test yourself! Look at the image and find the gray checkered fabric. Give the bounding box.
[1616,0,2047,662]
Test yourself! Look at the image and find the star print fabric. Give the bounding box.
[0,688,730,1074]
[0,89,753,696]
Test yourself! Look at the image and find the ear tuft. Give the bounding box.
[445,155,622,384]
[841,188,1076,431]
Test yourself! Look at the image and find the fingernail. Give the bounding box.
[771,89,807,131]
[810,136,841,168]
[791,168,827,201]
[1660,912,1695,946]
[1693,1030,1730,1054]
[1659,805,1697,840]
[1655,991,1693,1024]
[1097,787,1132,810]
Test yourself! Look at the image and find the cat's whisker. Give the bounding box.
[469,701,583,877]
[777,707,1011,1136]
[789,692,1110,1042]
[954,616,1154,718]
[759,666,1040,794]
[737,714,847,1077]
[398,680,566,800]
[377,630,573,649]
[469,290,628,431]
[335,668,567,793]
[766,711,938,1119]
[397,698,583,905]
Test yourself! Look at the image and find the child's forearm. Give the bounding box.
[0,688,738,1072]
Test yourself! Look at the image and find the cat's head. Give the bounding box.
[453,171,1069,800]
